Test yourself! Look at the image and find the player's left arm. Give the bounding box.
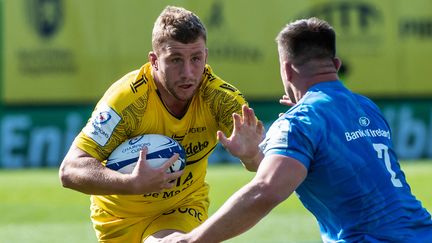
[212,82,264,171]
[217,105,264,171]
[162,154,307,243]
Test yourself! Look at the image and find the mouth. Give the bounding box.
[179,84,194,90]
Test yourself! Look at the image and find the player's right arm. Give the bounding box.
[161,154,307,243]
[59,65,182,195]
[59,144,182,195]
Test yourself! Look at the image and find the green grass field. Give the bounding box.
[1,161,431,243]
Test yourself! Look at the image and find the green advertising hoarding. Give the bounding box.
[1,101,432,168]
[0,105,90,168]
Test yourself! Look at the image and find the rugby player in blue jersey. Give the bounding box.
[162,17,432,243]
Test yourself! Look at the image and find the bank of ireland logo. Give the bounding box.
[95,112,112,125]
[26,0,63,39]
[359,117,370,127]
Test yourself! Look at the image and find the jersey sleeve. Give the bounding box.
[74,68,149,162]
[260,105,321,170]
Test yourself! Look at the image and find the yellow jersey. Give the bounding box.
[74,63,247,217]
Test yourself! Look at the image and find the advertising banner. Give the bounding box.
[1,101,432,168]
[2,0,432,104]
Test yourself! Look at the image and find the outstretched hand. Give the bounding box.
[217,105,264,170]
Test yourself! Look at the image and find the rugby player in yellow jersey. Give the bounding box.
[59,5,251,243]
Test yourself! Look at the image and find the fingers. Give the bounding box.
[242,106,263,132]
[139,146,148,160]
[233,105,258,129]
[136,146,149,169]
[164,170,183,188]
[242,105,256,126]
[163,181,176,189]
[232,112,242,131]
[161,154,183,188]
[130,147,184,193]
[161,153,180,171]
[256,120,265,137]
[217,130,228,148]
[233,105,264,134]
[280,94,296,107]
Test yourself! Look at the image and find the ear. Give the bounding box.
[148,52,158,70]
[204,48,209,63]
[284,61,294,81]
[333,57,342,71]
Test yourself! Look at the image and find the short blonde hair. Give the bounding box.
[152,6,207,53]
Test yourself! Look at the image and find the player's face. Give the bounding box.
[152,38,208,102]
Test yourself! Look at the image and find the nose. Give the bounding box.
[181,61,194,80]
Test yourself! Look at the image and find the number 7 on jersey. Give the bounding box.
[373,143,403,188]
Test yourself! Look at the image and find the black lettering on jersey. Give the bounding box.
[188,127,206,133]
[162,209,176,215]
[162,189,181,199]
[178,207,203,221]
[175,171,193,187]
[178,208,188,213]
[187,208,203,221]
[143,192,160,198]
[219,83,237,93]
[162,190,174,198]
[185,141,209,156]
[172,134,185,142]
[186,144,217,165]
[183,172,193,185]
[162,207,203,221]
[130,74,148,93]
[176,176,181,187]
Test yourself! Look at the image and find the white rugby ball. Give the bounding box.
[105,134,186,174]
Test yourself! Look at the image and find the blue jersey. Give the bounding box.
[260,81,432,242]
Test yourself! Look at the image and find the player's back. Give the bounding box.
[290,81,432,242]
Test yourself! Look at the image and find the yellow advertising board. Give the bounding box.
[2,0,432,104]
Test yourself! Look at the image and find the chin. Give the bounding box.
[175,94,193,102]
[178,89,197,101]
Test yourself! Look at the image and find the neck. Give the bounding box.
[308,72,339,85]
[156,89,190,119]
[152,69,191,118]
[291,60,339,101]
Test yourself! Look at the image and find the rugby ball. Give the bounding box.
[105,134,186,174]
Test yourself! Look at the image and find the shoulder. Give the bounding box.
[198,65,248,133]
[101,63,154,112]
[286,98,320,123]
[77,64,155,159]
[280,100,324,145]
[200,65,247,107]
[353,93,381,111]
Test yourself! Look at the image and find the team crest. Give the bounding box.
[26,0,63,39]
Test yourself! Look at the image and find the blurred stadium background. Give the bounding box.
[1,0,431,242]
